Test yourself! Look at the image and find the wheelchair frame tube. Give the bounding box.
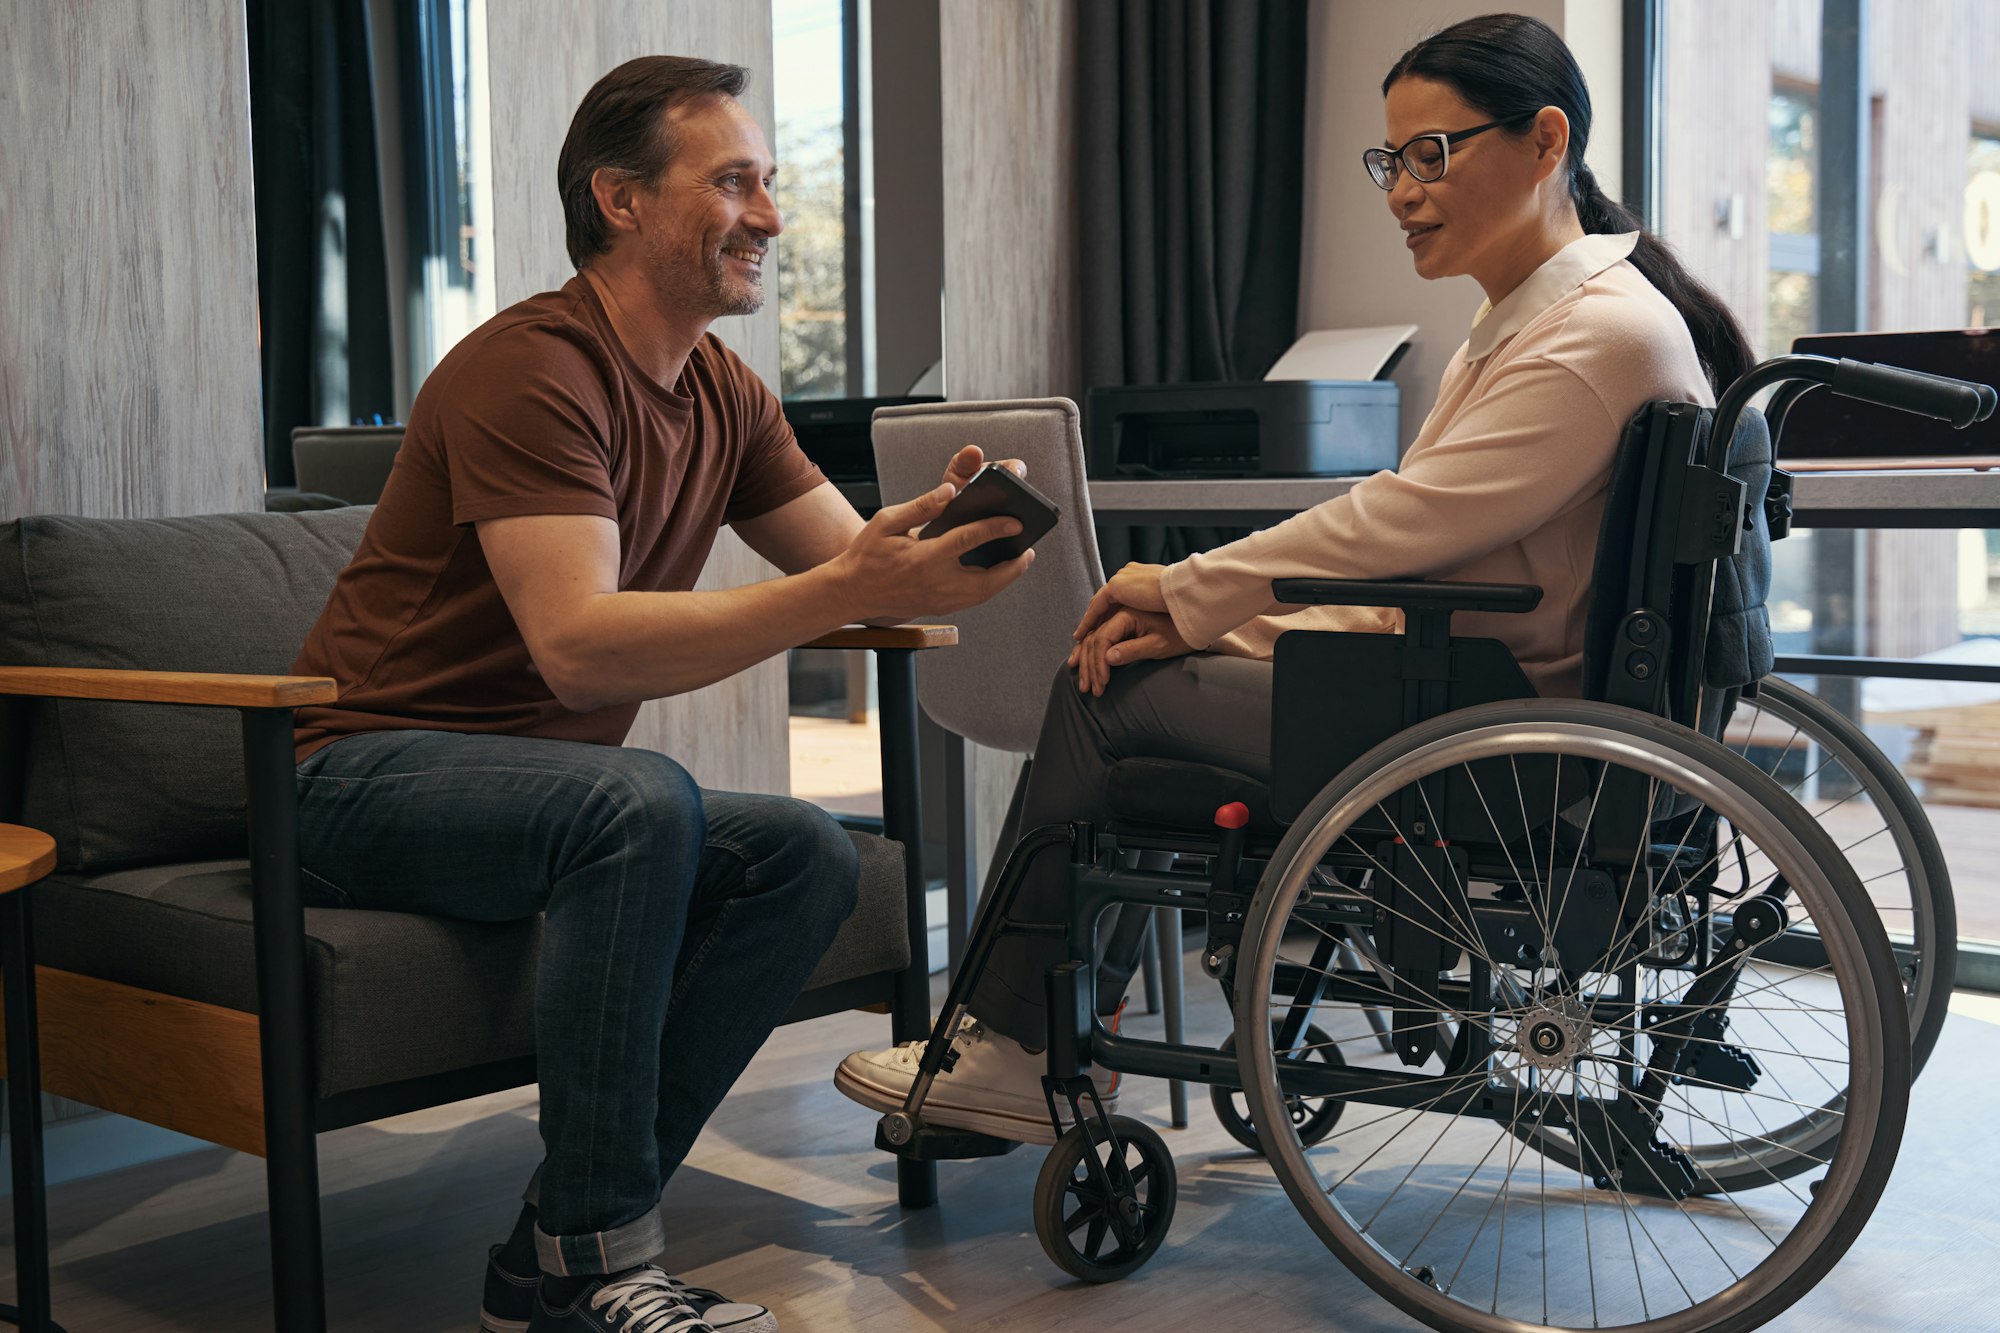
[894,823,1074,1120]
[1066,855,1551,1120]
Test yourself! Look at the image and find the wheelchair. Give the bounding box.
[876,354,1994,1332]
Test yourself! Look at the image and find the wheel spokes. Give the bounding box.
[1233,710,1898,1331]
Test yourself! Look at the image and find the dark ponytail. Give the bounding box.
[1383,14,1753,395]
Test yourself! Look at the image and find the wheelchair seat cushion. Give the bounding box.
[1105,757,1282,834]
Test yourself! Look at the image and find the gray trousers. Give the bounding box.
[970,653,1274,1045]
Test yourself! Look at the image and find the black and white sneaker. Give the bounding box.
[528,1264,777,1333]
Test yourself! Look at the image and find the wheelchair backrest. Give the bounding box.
[1580,400,1777,740]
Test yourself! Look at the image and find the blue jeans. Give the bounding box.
[294,730,859,1275]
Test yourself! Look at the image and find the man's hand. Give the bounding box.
[829,481,1033,622]
[940,444,1027,495]
[1073,562,1170,643]
[1066,606,1191,696]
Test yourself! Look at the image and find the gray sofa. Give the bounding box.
[0,506,939,1328]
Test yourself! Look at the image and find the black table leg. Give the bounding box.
[0,889,61,1331]
[876,649,939,1209]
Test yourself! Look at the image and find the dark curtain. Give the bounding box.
[248,0,397,486]
[1077,0,1310,568]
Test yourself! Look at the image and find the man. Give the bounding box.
[291,56,1030,1333]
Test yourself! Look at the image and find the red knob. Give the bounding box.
[1214,801,1250,830]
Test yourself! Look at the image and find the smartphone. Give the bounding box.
[918,463,1061,568]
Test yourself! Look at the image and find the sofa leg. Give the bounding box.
[241,707,327,1331]
[897,1159,938,1210]
[265,1094,326,1331]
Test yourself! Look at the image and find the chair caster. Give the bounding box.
[1210,1024,1346,1154]
[1032,1115,1176,1283]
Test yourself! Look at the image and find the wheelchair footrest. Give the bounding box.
[874,1120,1021,1162]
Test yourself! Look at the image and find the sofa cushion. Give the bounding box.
[31,830,907,1098]
[804,831,910,990]
[0,509,371,870]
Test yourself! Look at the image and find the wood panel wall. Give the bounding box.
[937,0,1081,877]
[483,0,788,795]
[939,0,1079,406]
[1863,0,1969,658]
[1664,1,1778,357]
[2,0,263,1126]
[0,0,263,521]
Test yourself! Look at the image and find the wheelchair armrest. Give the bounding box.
[1271,578,1543,616]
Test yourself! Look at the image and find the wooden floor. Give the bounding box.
[8,968,2000,1331]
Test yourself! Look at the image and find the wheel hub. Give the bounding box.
[1519,998,1590,1074]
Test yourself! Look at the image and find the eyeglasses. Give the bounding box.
[1362,118,1526,190]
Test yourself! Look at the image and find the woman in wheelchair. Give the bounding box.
[835,13,1960,1331]
[839,12,1746,1140]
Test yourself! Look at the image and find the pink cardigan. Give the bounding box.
[1159,232,1713,697]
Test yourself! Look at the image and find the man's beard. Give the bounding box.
[647,231,764,318]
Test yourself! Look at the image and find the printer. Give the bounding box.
[783,395,943,482]
[1085,325,1413,479]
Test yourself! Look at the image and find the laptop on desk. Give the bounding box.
[1780,328,2000,471]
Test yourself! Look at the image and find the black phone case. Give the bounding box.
[918,465,1062,567]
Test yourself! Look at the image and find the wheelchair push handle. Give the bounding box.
[1713,352,1998,470]
[1830,357,1994,429]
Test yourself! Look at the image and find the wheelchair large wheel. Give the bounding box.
[1511,677,1953,1197]
[1723,675,1956,1076]
[1235,699,1908,1333]
[1032,1116,1177,1283]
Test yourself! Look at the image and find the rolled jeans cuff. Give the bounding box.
[534,1201,666,1277]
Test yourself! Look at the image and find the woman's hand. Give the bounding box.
[1072,563,1170,642]
[1066,606,1192,696]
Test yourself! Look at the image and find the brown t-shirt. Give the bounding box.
[292,276,825,760]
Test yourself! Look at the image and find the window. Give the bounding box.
[1655,0,2000,962]
[1969,131,2000,327]
[407,0,497,382]
[1767,85,1818,359]
[772,0,852,400]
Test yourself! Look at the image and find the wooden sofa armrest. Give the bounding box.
[0,666,337,709]
[803,625,958,651]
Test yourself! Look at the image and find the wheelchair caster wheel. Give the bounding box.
[1211,1025,1344,1155]
[1032,1115,1176,1283]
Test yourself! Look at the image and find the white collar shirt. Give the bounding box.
[1465,230,1643,363]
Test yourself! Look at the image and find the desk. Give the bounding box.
[1086,471,2000,529]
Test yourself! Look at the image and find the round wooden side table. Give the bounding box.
[0,825,62,1331]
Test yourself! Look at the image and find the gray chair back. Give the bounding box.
[871,398,1103,754]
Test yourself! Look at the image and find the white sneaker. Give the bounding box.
[834,1014,1119,1146]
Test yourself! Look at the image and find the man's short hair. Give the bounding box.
[558,55,750,269]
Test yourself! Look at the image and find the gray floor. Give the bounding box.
[10,969,2000,1331]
